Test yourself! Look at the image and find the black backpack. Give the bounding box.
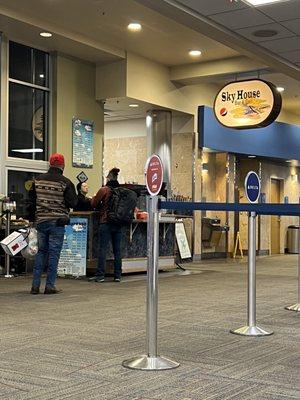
[107,187,137,225]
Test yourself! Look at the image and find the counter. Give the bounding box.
[69,211,176,275]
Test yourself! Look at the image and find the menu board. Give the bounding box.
[58,217,88,277]
[72,118,94,168]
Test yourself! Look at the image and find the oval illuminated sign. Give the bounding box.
[214,79,282,129]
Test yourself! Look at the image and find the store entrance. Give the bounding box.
[270,178,281,254]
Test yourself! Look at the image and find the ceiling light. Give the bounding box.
[276,86,285,92]
[253,29,278,38]
[129,104,139,108]
[248,155,256,158]
[39,74,45,78]
[189,50,202,57]
[127,23,142,32]
[40,32,52,38]
[243,0,290,6]
[12,148,43,153]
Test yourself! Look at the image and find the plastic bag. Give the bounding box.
[21,228,38,259]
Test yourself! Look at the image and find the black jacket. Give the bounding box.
[74,193,93,212]
[28,167,77,224]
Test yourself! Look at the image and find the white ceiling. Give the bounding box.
[173,0,300,68]
[0,0,238,66]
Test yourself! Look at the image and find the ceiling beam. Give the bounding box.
[171,56,268,85]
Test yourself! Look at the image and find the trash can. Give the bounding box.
[287,225,299,254]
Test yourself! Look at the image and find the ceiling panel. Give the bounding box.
[280,50,300,63]
[259,0,300,22]
[176,0,247,16]
[260,36,300,52]
[281,19,300,35]
[236,22,294,42]
[210,8,272,30]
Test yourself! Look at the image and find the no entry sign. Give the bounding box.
[145,154,163,196]
[245,171,261,203]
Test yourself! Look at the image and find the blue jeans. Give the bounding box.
[96,223,122,279]
[32,221,65,288]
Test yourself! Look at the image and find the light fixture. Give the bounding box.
[276,86,285,92]
[127,23,142,32]
[189,50,202,57]
[243,0,290,6]
[39,74,45,78]
[40,32,52,38]
[248,155,256,158]
[12,148,43,153]
[129,104,139,108]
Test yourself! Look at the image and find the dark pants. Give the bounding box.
[96,223,122,279]
[32,221,65,288]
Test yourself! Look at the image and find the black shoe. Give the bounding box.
[44,286,62,294]
[89,276,105,283]
[114,278,121,282]
[30,286,40,295]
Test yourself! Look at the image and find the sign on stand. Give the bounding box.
[145,154,163,196]
[245,171,261,203]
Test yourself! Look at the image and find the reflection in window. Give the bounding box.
[9,41,49,87]
[9,82,48,160]
[7,170,39,218]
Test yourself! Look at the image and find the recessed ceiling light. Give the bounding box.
[248,155,256,158]
[189,50,202,57]
[276,86,285,92]
[243,0,290,6]
[127,23,142,32]
[253,29,278,38]
[40,32,52,38]
[39,74,45,78]
[129,104,139,108]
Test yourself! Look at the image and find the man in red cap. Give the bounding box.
[28,153,77,294]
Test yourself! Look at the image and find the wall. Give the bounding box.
[236,158,300,253]
[52,54,104,193]
[104,116,194,196]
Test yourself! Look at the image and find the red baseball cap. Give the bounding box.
[49,153,65,168]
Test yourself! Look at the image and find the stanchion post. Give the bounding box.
[285,217,300,312]
[122,196,179,370]
[230,212,273,336]
[146,196,159,357]
[4,210,13,278]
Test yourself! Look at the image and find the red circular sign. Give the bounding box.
[145,154,163,196]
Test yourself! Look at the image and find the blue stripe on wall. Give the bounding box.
[198,106,300,160]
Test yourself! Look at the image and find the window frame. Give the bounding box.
[0,37,52,195]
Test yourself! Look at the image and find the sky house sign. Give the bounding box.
[214,79,282,129]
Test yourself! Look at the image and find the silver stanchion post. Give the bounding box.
[122,196,179,370]
[285,217,300,312]
[231,212,273,336]
[4,210,13,278]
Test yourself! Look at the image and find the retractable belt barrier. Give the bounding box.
[159,201,300,216]
[122,199,300,371]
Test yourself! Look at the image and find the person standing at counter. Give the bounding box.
[89,168,122,283]
[28,153,77,295]
[74,181,93,211]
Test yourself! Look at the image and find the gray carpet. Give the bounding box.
[0,255,299,399]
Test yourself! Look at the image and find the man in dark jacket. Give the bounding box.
[29,153,77,295]
[89,168,122,283]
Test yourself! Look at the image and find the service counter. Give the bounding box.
[70,211,176,274]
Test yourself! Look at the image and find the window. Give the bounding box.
[8,41,50,161]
